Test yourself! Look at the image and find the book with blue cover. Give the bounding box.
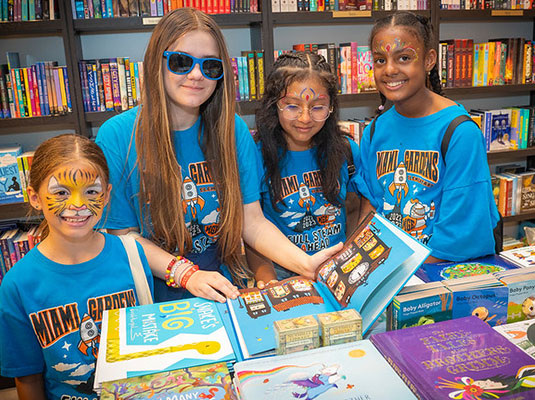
[233,340,417,399]
[415,254,519,283]
[226,212,430,359]
[94,299,235,391]
[0,144,23,204]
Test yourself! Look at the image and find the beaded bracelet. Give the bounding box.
[180,264,200,289]
[165,256,187,288]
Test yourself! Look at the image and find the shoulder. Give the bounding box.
[234,114,255,147]
[0,249,38,292]
[96,106,139,146]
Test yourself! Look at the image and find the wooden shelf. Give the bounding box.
[0,19,63,35]
[73,13,262,32]
[503,212,535,223]
[439,9,535,20]
[272,9,430,25]
[487,148,535,163]
[0,114,76,132]
[444,83,535,97]
[0,202,31,221]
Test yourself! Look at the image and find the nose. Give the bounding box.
[188,62,204,80]
[68,192,87,210]
[297,106,312,122]
[384,59,398,76]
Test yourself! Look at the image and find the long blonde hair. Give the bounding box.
[136,8,248,283]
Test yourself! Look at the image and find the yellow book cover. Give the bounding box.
[57,67,68,111]
[22,67,32,117]
[242,51,256,100]
[487,41,495,86]
[129,61,137,106]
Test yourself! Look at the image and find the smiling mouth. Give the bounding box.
[384,80,407,88]
[61,216,91,224]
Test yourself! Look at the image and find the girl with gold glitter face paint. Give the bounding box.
[45,167,106,219]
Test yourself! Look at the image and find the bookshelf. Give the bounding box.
[1,2,535,226]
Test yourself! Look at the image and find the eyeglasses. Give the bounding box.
[163,51,224,80]
[277,103,333,122]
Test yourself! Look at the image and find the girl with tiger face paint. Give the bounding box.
[0,134,154,400]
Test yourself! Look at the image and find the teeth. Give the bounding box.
[386,81,405,87]
[63,217,89,223]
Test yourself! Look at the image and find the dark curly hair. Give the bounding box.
[255,51,348,210]
[369,11,443,115]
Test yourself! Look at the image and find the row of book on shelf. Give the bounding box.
[491,162,535,218]
[439,37,533,88]
[92,222,535,399]
[0,0,59,22]
[441,0,535,9]
[273,0,429,12]
[0,52,72,119]
[0,222,41,283]
[72,0,259,19]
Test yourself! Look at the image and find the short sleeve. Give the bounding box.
[346,138,361,194]
[427,121,499,260]
[235,115,261,204]
[0,274,44,377]
[353,124,375,204]
[135,240,155,298]
[96,111,140,230]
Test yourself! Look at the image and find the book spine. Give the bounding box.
[46,61,58,115]
[22,67,33,117]
[0,69,10,118]
[87,62,97,112]
[5,72,16,118]
[124,57,133,109]
[133,61,141,104]
[95,60,104,112]
[117,57,128,111]
[15,68,28,117]
[254,51,264,100]
[35,63,45,115]
[62,66,72,113]
[129,60,137,106]
[30,65,41,116]
[16,155,27,202]
[101,61,114,111]
[53,66,64,114]
[109,59,122,111]
[78,60,89,112]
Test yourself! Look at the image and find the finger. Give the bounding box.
[257,280,266,289]
[317,242,344,261]
[201,285,227,303]
[215,278,240,300]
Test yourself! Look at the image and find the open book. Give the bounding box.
[226,212,430,359]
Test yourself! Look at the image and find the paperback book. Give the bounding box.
[371,316,535,399]
[494,319,535,358]
[100,362,236,400]
[94,299,235,391]
[500,245,535,268]
[0,144,23,204]
[415,254,519,283]
[233,340,417,399]
[495,266,535,322]
[226,212,430,359]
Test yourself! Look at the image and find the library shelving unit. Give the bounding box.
[1,2,535,226]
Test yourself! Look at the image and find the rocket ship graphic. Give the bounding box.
[298,183,316,211]
[181,176,205,219]
[388,162,409,203]
[77,313,100,358]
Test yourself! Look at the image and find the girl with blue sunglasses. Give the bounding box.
[96,8,342,303]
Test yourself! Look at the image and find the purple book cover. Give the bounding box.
[371,316,535,399]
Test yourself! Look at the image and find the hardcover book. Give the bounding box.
[233,340,417,399]
[371,316,535,399]
[415,254,519,283]
[100,362,236,400]
[494,319,535,358]
[94,298,236,391]
[0,144,23,204]
[500,245,535,268]
[225,212,430,359]
[495,266,535,322]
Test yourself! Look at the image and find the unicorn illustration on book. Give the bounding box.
[289,364,345,399]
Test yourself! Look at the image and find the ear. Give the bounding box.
[425,48,437,73]
[27,186,42,211]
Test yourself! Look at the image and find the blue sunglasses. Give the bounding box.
[163,51,224,80]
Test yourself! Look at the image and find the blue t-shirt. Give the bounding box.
[358,104,499,261]
[0,232,153,400]
[258,140,360,276]
[96,107,260,301]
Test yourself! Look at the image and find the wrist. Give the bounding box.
[180,264,200,289]
[165,256,187,288]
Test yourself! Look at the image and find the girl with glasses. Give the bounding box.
[249,52,362,287]
[96,9,341,303]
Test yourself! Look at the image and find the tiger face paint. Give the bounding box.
[45,166,106,218]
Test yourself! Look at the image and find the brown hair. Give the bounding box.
[135,8,248,283]
[28,133,110,239]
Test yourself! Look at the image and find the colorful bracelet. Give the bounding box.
[165,256,186,288]
[180,264,200,289]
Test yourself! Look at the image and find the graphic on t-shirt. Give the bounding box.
[28,290,136,397]
[376,151,439,244]
[295,182,318,232]
[182,162,221,254]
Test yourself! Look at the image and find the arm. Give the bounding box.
[358,197,375,224]
[245,243,277,289]
[107,228,239,303]
[345,191,361,235]
[242,201,342,280]
[15,374,46,400]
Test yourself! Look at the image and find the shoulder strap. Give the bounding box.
[118,235,153,305]
[344,137,355,178]
[441,115,479,163]
[369,115,378,142]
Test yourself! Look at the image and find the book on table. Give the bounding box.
[94,298,236,391]
[233,340,417,399]
[494,319,535,358]
[370,316,535,400]
[100,362,236,400]
[225,212,430,359]
[500,245,535,268]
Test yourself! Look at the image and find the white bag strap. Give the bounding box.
[118,235,153,305]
